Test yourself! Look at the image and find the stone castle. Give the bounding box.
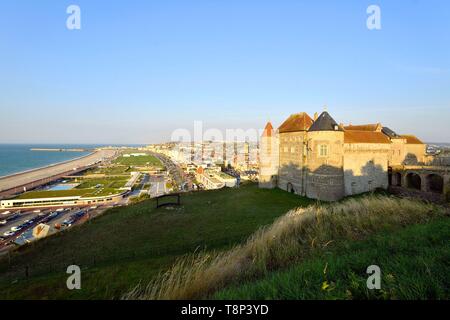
[259,111,427,201]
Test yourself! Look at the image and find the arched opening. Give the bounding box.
[287,183,295,194]
[394,172,402,187]
[426,174,443,194]
[406,173,421,190]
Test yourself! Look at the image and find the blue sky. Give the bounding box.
[0,0,449,144]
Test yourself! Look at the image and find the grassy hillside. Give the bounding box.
[0,184,312,299]
[124,195,447,300]
[215,216,450,299]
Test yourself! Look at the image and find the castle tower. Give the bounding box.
[277,112,313,195]
[259,122,279,189]
[305,111,345,201]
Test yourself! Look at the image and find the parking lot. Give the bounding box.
[0,205,106,251]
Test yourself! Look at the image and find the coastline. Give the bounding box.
[0,151,95,180]
[0,149,117,195]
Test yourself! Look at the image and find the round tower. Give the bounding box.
[259,122,279,189]
[305,112,345,201]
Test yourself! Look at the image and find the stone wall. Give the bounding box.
[305,131,345,201]
[443,174,450,202]
[429,151,450,166]
[343,143,389,196]
[278,131,307,194]
[404,144,427,164]
[388,138,407,166]
[259,133,279,189]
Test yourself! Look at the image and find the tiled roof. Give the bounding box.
[196,167,204,174]
[400,135,424,144]
[344,131,391,144]
[308,111,343,132]
[261,122,274,137]
[344,124,381,131]
[278,113,313,133]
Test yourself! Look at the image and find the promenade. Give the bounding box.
[0,149,117,196]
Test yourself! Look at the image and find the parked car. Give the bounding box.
[1,211,10,215]
[74,211,86,218]
[33,210,41,213]
[62,219,75,227]
[6,214,19,222]
[10,226,23,232]
[0,220,7,225]
[3,231,15,237]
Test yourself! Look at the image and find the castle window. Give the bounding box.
[319,144,328,157]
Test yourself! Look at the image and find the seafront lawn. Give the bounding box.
[113,154,163,168]
[75,177,129,189]
[0,183,313,299]
[89,165,132,175]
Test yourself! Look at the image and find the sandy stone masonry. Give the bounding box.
[259,111,448,202]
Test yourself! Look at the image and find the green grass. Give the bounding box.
[75,177,128,189]
[0,184,312,299]
[214,216,450,300]
[12,188,123,199]
[114,154,163,168]
[123,195,446,300]
[92,166,131,175]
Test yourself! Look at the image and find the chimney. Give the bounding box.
[313,112,318,121]
[376,123,382,132]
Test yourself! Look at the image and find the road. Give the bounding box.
[150,152,186,191]
[0,149,117,193]
[148,175,167,198]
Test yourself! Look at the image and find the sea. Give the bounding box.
[0,144,142,178]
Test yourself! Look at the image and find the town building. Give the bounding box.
[0,190,126,209]
[195,167,238,190]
